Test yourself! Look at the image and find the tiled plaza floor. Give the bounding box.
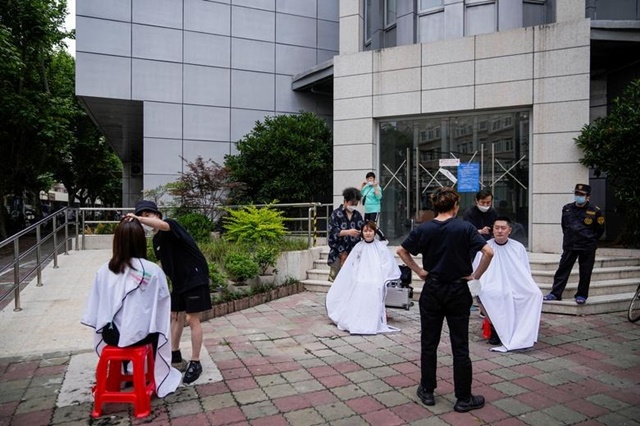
[1,250,639,425]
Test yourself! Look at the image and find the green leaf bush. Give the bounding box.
[175,212,213,243]
[208,261,228,291]
[223,205,287,247]
[223,252,259,283]
[253,245,279,275]
[95,223,117,234]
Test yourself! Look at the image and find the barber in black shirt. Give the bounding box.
[397,187,493,413]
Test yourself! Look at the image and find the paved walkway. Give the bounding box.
[0,250,639,425]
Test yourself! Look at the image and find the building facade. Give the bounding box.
[76,0,640,253]
[334,0,640,252]
[75,0,338,206]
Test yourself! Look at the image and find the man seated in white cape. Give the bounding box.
[473,216,543,352]
[82,218,181,397]
[326,221,401,335]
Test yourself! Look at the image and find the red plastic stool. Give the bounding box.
[91,344,155,419]
[482,318,491,340]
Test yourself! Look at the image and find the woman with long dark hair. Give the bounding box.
[82,218,181,397]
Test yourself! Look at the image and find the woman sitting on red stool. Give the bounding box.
[82,218,181,397]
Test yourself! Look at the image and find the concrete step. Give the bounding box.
[301,279,332,293]
[306,268,332,281]
[541,292,634,315]
[532,266,640,284]
[537,278,640,299]
[313,259,330,270]
[528,256,640,271]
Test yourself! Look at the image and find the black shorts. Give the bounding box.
[171,285,212,313]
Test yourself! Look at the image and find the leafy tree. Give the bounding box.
[167,156,244,222]
[0,1,120,237]
[0,0,71,237]
[224,112,333,204]
[575,79,640,247]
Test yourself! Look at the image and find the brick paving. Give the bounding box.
[1,256,640,425]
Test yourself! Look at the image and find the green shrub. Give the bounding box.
[278,237,310,252]
[251,282,276,294]
[208,262,228,291]
[211,282,235,304]
[146,237,157,262]
[95,223,117,234]
[223,205,287,247]
[253,245,279,275]
[199,238,238,263]
[175,212,213,243]
[223,252,259,283]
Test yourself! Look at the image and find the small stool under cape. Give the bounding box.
[91,343,155,419]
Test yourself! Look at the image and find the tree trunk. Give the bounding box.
[0,190,8,240]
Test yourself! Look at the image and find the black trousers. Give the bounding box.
[364,212,378,222]
[550,249,596,300]
[419,279,473,400]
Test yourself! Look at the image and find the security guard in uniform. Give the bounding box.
[544,184,605,304]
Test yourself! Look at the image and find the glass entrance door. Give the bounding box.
[379,111,530,246]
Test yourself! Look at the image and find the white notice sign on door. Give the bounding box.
[439,158,460,167]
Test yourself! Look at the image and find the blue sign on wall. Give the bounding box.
[457,163,480,193]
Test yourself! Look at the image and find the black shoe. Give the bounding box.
[416,385,435,406]
[183,361,202,384]
[454,395,485,413]
[488,325,501,346]
[172,359,188,372]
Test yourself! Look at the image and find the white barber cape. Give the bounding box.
[326,239,401,335]
[82,258,181,397]
[474,238,543,352]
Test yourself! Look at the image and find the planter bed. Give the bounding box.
[201,281,305,321]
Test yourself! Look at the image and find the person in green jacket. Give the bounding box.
[360,172,382,223]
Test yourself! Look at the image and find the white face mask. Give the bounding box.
[477,205,490,213]
[346,205,357,212]
[142,224,154,233]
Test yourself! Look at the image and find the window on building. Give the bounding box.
[418,9,445,43]
[504,116,513,128]
[419,0,443,11]
[465,1,497,36]
[384,0,397,27]
[365,0,373,45]
[523,0,547,27]
[417,0,445,43]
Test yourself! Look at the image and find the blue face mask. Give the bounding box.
[574,195,586,205]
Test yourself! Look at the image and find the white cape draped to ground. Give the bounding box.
[326,240,401,335]
[474,239,543,352]
[82,259,182,397]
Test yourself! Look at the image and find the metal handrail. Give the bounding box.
[0,207,77,311]
[79,207,133,250]
[78,203,334,249]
